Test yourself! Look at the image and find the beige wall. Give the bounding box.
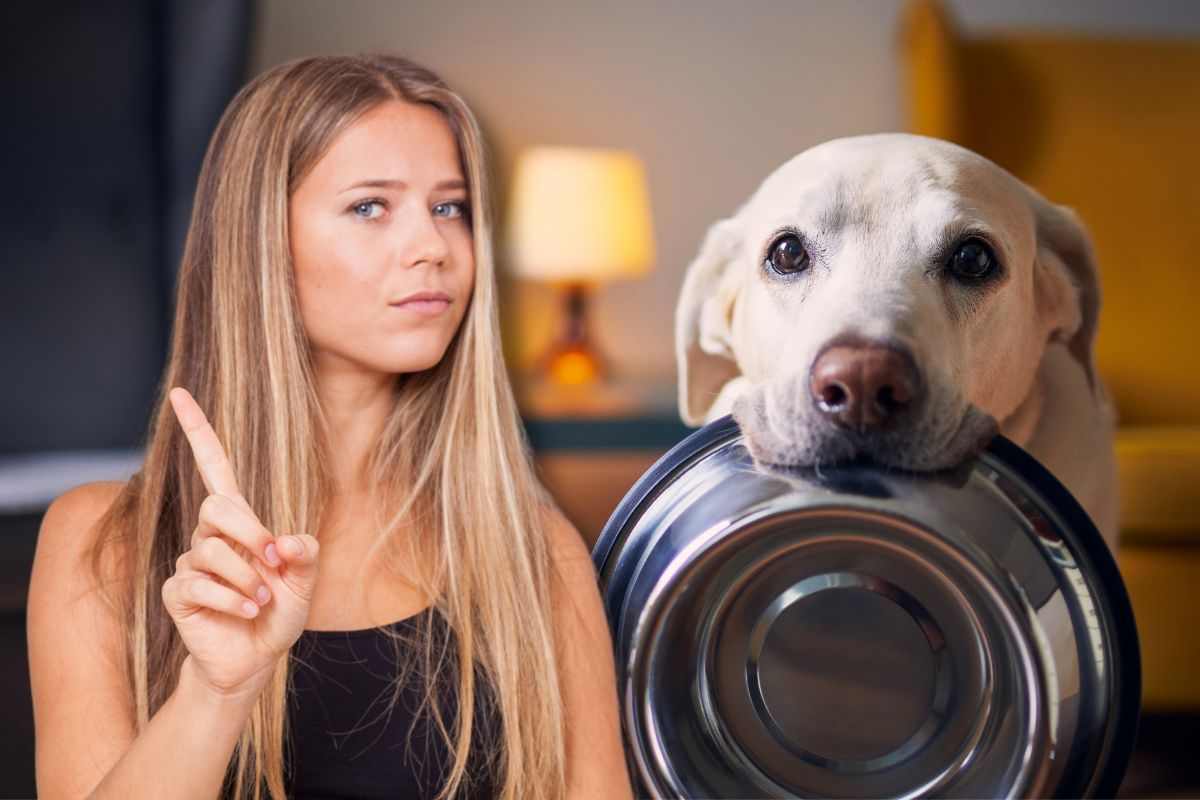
[249,0,1200,387]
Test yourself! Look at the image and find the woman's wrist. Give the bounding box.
[177,655,272,713]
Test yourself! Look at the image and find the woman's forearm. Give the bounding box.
[87,657,266,800]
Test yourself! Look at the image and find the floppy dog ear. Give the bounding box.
[1031,199,1101,393]
[675,217,744,426]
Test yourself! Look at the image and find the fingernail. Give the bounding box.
[242,600,259,617]
[265,543,281,566]
[281,536,301,557]
[256,585,271,605]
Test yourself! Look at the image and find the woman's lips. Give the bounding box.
[389,298,450,316]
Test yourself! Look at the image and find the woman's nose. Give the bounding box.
[400,208,450,268]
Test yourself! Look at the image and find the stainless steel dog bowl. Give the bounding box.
[593,415,1139,799]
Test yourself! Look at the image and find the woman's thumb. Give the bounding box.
[274,534,319,591]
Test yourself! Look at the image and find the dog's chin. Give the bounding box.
[731,392,1000,476]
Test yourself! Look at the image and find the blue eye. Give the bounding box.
[433,200,469,219]
[351,199,385,220]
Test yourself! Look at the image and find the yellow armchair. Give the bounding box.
[901,0,1200,711]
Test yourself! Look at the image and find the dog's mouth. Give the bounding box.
[732,388,1000,476]
[753,452,979,494]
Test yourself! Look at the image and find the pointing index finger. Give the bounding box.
[168,387,248,504]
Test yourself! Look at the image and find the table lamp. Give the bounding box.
[506,147,655,387]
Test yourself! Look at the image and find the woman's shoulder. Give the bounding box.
[539,504,590,565]
[36,480,132,585]
[539,504,605,626]
[41,480,129,545]
[51,479,128,516]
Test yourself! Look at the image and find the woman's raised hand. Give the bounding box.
[161,387,321,700]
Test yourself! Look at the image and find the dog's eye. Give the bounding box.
[948,237,997,281]
[766,233,810,275]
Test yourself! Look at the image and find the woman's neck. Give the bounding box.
[314,362,398,497]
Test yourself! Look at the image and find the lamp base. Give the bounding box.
[546,343,603,386]
[539,283,605,387]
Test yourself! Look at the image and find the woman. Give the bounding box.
[26,53,632,800]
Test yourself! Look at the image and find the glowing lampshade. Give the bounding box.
[506,147,655,283]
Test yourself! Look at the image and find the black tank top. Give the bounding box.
[283,607,502,799]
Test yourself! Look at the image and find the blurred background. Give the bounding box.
[2,0,1198,796]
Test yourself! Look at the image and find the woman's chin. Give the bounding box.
[383,348,452,375]
[312,336,456,378]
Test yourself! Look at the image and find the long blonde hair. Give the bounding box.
[84,53,567,799]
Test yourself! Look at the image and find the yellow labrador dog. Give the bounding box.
[676,133,1119,549]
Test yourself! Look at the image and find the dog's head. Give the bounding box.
[675,133,1100,471]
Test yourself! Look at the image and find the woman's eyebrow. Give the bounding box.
[338,178,466,193]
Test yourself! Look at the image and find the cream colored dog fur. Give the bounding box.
[675,134,1119,550]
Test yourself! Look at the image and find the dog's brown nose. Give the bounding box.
[809,344,919,431]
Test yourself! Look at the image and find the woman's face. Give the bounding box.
[289,99,475,379]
